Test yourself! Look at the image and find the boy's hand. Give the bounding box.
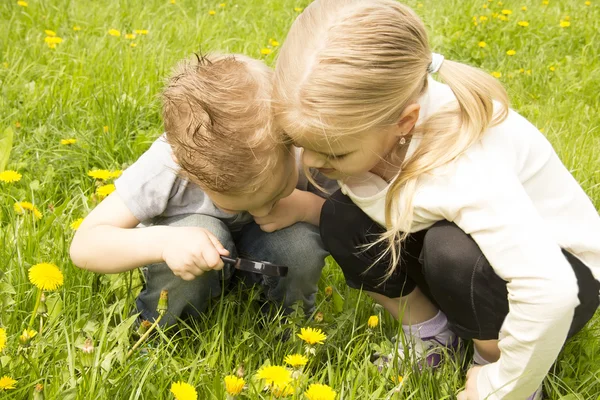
[457,366,482,400]
[161,227,229,281]
[254,189,325,232]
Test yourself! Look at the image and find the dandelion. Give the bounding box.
[171,0,176,3]
[219,3,226,7]
[298,327,327,345]
[542,0,549,5]
[269,38,280,46]
[125,33,136,39]
[560,20,571,27]
[305,383,337,400]
[130,43,137,47]
[0,376,17,391]
[135,29,149,35]
[497,0,503,4]
[44,36,63,48]
[261,48,272,55]
[17,1,27,6]
[170,381,198,400]
[256,365,292,389]
[483,4,488,8]
[519,68,525,73]
[506,49,516,56]
[0,328,6,351]
[0,170,22,183]
[60,138,77,145]
[518,21,529,27]
[549,65,556,71]
[417,3,423,8]
[272,385,294,398]
[14,201,42,219]
[478,41,487,48]
[209,10,216,15]
[224,375,245,396]
[294,7,303,12]
[108,29,121,37]
[521,5,527,10]
[70,218,84,230]
[88,169,112,180]
[45,30,56,36]
[526,69,532,75]
[492,71,502,78]
[97,184,116,199]
[502,9,512,14]
[73,26,81,31]
[18,328,37,346]
[285,353,309,368]
[498,15,508,21]
[392,375,404,384]
[368,315,379,328]
[103,125,109,133]
[585,1,591,5]
[479,15,488,21]
[29,263,63,291]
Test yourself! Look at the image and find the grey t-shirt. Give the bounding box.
[115,135,336,230]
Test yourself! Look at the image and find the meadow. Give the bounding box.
[0,0,599,398]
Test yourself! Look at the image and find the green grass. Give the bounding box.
[1,0,599,398]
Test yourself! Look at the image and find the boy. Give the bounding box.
[70,54,331,326]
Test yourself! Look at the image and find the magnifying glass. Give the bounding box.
[221,256,288,277]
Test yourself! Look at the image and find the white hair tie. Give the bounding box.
[427,52,445,74]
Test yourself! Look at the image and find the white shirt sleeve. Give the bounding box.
[439,154,581,399]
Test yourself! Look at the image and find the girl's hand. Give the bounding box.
[457,366,482,400]
[254,189,325,232]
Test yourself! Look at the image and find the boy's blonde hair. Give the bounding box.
[163,53,284,194]
[273,0,509,278]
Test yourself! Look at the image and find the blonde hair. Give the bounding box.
[273,0,509,278]
[163,53,286,194]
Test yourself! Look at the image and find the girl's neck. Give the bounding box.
[370,136,412,182]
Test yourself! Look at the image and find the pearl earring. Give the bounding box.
[399,137,406,145]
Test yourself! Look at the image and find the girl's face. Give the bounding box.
[290,126,401,180]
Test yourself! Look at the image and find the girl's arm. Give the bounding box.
[447,160,579,399]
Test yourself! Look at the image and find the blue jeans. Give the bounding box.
[136,214,328,326]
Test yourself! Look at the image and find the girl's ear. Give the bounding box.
[396,103,421,136]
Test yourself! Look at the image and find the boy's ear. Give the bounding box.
[396,103,421,137]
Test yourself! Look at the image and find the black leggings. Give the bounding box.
[320,190,600,340]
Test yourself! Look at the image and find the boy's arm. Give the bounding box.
[254,189,325,232]
[70,192,228,278]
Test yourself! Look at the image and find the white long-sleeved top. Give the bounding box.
[339,78,600,399]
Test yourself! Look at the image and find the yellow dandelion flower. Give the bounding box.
[102,125,109,133]
[170,381,197,400]
[256,365,292,389]
[219,3,226,7]
[272,384,294,398]
[130,42,137,47]
[297,327,327,345]
[499,14,508,21]
[135,29,148,35]
[0,170,22,183]
[15,121,21,128]
[96,184,116,199]
[45,30,56,36]
[125,33,136,39]
[542,0,549,5]
[483,4,488,8]
[269,38,280,46]
[47,43,56,49]
[502,9,512,14]
[108,29,121,37]
[294,7,303,12]
[0,328,6,351]
[0,376,17,390]
[549,65,556,71]
[367,315,379,328]
[44,36,63,44]
[88,169,112,180]
[29,263,63,291]
[526,69,532,75]
[492,71,502,78]
[560,20,570,27]
[224,375,245,396]
[284,353,309,367]
[261,48,272,55]
[70,218,84,230]
[565,16,571,20]
[392,375,404,384]
[14,201,42,219]
[519,68,525,73]
[521,5,527,10]
[18,328,37,346]
[506,49,516,56]
[209,10,216,15]
[478,41,487,48]
[60,138,77,145]
[171,0,176,3]
[305,383,337,400]
[585,1,591,5]
[479,15,488,21]
[17,1,28,7]
[518,20,529,27]
[73,25,81,31]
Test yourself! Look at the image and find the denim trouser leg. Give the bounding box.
[235,221,328,315]
[135,214,236,326]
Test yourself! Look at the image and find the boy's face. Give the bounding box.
[206,150,298,218]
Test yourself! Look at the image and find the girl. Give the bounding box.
[272,0,600,399]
